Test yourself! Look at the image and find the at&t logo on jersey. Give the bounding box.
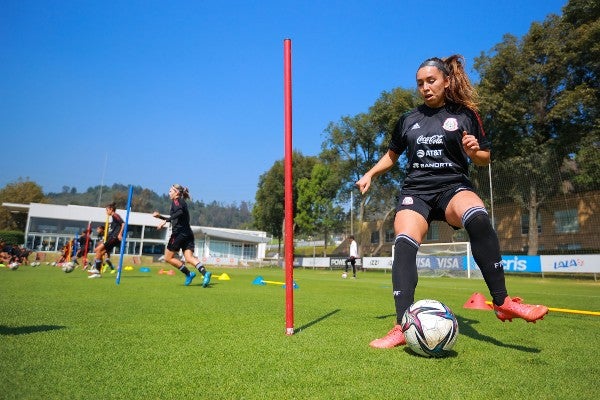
[416,149,443,158]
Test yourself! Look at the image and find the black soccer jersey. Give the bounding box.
[167,198,193,236]
[389,103,489,194]
[107,213,124,239]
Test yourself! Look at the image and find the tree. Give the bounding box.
[561,0,600,189]
[295,163,345,255]
[253,152,317,252]
[321,88,416,254]
[0,179,46,230]
[474,4,599,254]
[44,183,253,229]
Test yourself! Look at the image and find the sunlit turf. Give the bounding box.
[1,265,598,399]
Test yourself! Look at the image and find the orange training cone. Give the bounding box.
[463,292,493,310]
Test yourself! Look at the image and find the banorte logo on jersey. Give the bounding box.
[442,118,459,131]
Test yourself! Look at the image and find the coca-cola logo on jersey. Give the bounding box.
[416,135,444,144]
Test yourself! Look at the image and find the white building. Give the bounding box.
[2,202,269,264]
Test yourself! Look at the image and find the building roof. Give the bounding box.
[3,202,269,243]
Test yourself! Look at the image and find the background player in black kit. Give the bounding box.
[356,55,549,349]
[73,227,91,269]
[89,202,123,279]
[153,184,212,287]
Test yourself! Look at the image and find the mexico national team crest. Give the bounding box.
[443,118,459,131]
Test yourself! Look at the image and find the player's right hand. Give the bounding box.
[356,175,371,194]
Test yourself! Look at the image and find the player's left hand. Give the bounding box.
[462,131,480,154]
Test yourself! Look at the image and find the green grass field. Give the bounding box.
[1,265,599,399]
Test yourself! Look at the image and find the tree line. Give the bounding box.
[0,180,253,231]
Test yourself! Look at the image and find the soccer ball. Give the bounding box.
[341,272,347,279]
[8,262,19,270]
[401,299,459,358]
[62,262,75,273]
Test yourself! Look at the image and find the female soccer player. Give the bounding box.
[89,202,123,279]
[356,55,549,349]
[153,184,212,287]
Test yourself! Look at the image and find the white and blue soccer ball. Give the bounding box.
[62,262,75,273]
[401,299,459,358]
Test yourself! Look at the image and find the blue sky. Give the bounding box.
[1,0,567,204]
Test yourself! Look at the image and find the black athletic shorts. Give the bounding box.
[167,232,196,252]
[104,237,121,253]
[396,184,474,228]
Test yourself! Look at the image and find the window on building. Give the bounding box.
[143,226,164,240]
[521,212,542,235]
[231,243,243,257]
[554,209,579,233]
[209,240,230,257]
[385,230,395,243]
[29,218,59,233]
[141,243,165,255]
[127,225,143,239]
[243,244,257,259]
[557,243,582,251]
[370,231,379,244]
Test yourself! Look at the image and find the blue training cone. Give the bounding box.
[252,276,266,285]
[283,281,299,289]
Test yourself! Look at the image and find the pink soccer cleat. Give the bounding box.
[369,325,406,348]
[494,296,549,323]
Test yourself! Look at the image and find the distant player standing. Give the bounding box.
[153,184,212,287]
[343,235,359,279]
[356,55,549,349]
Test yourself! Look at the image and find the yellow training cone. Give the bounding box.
[218,273,231,281]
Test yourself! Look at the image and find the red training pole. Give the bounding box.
[83,222,91,268]
[284,38,294,335]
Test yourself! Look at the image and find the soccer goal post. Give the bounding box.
[392,242,482,279]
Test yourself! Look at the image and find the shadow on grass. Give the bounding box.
[455,313,541,353]
[296,309,341,332]
[0,324,66,336]
[374,313,541,353]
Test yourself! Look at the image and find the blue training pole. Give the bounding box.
[116,185,133,285]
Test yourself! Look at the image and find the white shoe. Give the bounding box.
[88,268,100,274]
[88,273,101,279]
